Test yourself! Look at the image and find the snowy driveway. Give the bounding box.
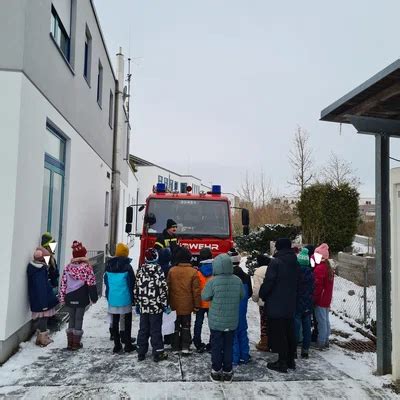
[0,296,398,399]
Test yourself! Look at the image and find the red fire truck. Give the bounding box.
[126,183,249,264]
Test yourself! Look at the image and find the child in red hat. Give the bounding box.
[60,241,98,350]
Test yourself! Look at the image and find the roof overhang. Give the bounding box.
[320,59,400,128]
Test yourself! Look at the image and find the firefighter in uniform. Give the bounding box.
[154,219,179,255]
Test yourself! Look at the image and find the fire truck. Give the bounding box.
[125,183,249,264]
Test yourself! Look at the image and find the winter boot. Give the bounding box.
[301,349,309,359]
[222,370,233,383]
[195,342,206,353]
[138,354,146,361]
[255,336,269,352]
[120,331,136,345]
[45,330,54,344]
[287,357,296,370]
[210,369,223,383]
[124,340,137,353]
[66,329,74,350]
[113,329,123,353]
[71,330,83,350]
[153,352,169,362]
[267,359,288,373]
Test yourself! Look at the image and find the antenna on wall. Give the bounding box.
[126,57,132,123]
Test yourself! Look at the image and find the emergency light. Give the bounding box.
[156,183,166,193]
[211,185,221,194]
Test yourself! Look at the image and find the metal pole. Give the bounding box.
[363,264,367,325]
[375,134,392,375]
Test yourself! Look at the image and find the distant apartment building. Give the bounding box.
[0,0,135,362]
[359,197,375,222]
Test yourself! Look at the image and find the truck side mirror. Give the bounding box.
[243,226,250,236]
[126,206,133,223]
[125,223,132,234]
[242,208,249,226]
[144,212,156,226]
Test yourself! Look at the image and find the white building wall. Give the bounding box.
[0,71,111,340]
[0,71,22,338]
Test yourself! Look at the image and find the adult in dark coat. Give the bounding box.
[259,238,300,373]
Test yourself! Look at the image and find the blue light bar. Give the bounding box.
[211,185,221,194]
[156,183,166,193]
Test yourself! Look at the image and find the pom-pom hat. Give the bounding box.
[72,241,87,258]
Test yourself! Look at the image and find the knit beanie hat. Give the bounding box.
[166,219,177,229]
[145,248,159,263]
[115,242,129,258]
[227,248,241,266]
[33,247,50,262]
[174,246,192,264]
[41,232,53,248]
[297,248,310,266]
[315,243,329,260]
[199,247,212,261]
[72,241,87,258]
[275,238,292,251]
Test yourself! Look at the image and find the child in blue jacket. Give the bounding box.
[104,243,136,354]
[229,249,252,366]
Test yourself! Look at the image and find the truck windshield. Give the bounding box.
[146,198,230,238]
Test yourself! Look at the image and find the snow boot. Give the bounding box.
[153,352,168,362]
[138,354,146,362]
[109,327,114,340]
[267,360,288,373]
[210,369,223,383]
[195,342,206,353]
[66,329,74,350]
[301,350,309,359]
[222,370,233,383]
[120,330,136,345]
[71,329,83,350]
[256,336,269,352]
[113,329,123,353]
[287,357,296,370]
[124,341,137,353]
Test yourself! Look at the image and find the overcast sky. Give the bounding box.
[94,0,400,197]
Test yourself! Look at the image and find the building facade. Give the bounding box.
[0,0,132,362]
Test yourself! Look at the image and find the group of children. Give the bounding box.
[27,233,334,383]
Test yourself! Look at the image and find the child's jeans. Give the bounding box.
[210,329,234,372]
[193,308,209,348]
[295,312,312,351]
[314,306,330,347]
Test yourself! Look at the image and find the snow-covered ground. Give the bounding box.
[0,250,397,399]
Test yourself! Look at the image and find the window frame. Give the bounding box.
[97,60,103,107]
[83,25,92,85]
[108,90,114,128]
[50,5,71,63]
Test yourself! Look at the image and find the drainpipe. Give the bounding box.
[109,48,124,255]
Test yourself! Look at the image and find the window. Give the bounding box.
[164,177,168,186]
[83,26,92,82]
[41,123,66,261]
[158,175,163,183]
[97,61,103,106]
[50,5,70,61]
[180,182,187,193]
[109,91,114,127]
[104,191,110,226]
[174,181,178,191]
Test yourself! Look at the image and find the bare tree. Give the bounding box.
[288,127,314,194]
[320,152,361,188]
[237,170,272,207]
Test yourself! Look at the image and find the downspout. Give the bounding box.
[109,48,124,255]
